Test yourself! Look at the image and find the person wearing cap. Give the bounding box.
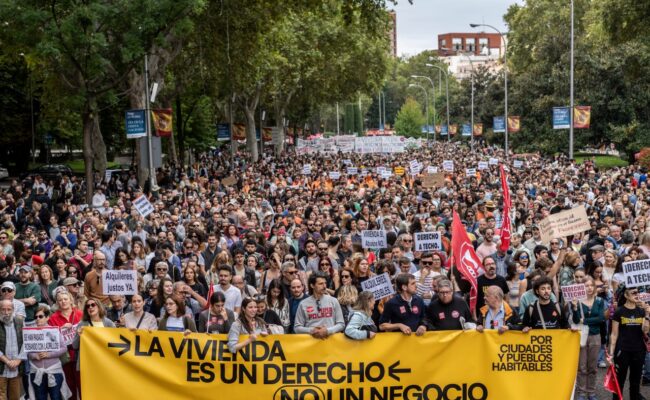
[0,283,25,321]
[62,278,86,311]
[14,265,41,325]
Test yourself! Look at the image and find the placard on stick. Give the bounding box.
[421,173,446,188]
[361,230,387,249]
[539,205,591,243]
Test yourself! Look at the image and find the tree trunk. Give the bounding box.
[82,98,97,204]
[243,106,258,162]
[175,95,184,167]
[274,102,285,156]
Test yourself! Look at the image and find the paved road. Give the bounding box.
[591,366,649,399]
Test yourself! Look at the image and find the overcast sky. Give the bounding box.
[391,0,523,57]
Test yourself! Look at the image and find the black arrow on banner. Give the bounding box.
[107,335,131,356]
[388,360,411,381]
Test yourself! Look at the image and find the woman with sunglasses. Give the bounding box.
[49,290,83,399]
[72,300,115,374]
[28,305,70,400]
[608,286,650,400]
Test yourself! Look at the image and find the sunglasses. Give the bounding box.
[35,314,47,319]
[86,303,97,309]
[156,267,168,272]
[1,288,13,293]
[341,274,351,279]
[285,270,298,275]
[420,261,433,265]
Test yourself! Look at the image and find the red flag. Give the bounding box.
[151,108,173,137]
[451,210,484,313]
[499,165,511,253]
[603,362,622,399]
[203,282,214,311]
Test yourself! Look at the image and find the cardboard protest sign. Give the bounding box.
[23,327,61,353]
[560,284,587,301]
[361,230,387,249]
[414,231,443,252]
[421,173,446,188]
[539,205,591,243]
[622,260,650,289]
[102,270,138,295]
[361,273,395,300]
[133,195,155,218]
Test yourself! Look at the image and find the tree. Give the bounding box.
[1,0,204,201]
[394,97,425,137]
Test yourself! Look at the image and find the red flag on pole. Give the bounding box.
[603,363,622,399]
[203,282,214,311]
[451,210,484,313]
[151,108,173,137]
[499,165,511,253]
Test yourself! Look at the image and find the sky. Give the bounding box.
[391,0,523,57]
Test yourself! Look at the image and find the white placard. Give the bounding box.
[102,270,138,295]
[360,272,395,301]
[489,157,500,165]
[427,166,438,174]
[478,161,489,170]
[23,327,61,353]
[347,167,358,175]
[329,171,341,180]
[442,160,454,172]
[622,260,650,288]
[361,230,387,249]
[343,159,352,165]
[60,324,78,346]
[133,195,154,218]
[376,166,386,175]
[381,170,393,179]
[639,292,650,303]
[414,231,443,252]
[513,160,524,169]
[302,164,312,175]
[560,284,587,301]
[466,168,477,177]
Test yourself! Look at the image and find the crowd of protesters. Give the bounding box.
[0,141,648,400]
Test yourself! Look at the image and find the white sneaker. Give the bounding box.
[598,361,607,368]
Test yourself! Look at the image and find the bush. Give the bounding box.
[637,148,650,169]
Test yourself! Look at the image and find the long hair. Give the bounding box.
[266,279,286,309]
[337,284,358,307]
[237,298,265,334]
[352,291,374,316]
[82,300,106,322]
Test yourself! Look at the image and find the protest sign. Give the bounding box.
[513,160,523,169]
[421,173,446,188]
[347,167,358,175]
[414,231,443,252]
[466,168,477,177]
[560,284,587,301]
[302,164,312,175]
[639,292,650,303]
[102,270,138,295]
[478,161,489,170]
[133,195,154,218]
[427,166,438,174]
[329,171,341,180]
[221,176,237,186]
[539,205,591,243]
[622,260,650,288]
[489,158,500,165]
[61,324,78,346]
[360,273,395,300]
[442,160,454,172]
[23,327,61,353]
[82,328,579,400]
[361,230,387,249]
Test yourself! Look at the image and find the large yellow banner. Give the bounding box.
[81,328,579,400]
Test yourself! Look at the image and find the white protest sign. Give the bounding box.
[466,168,477,177]
[442,160,454,172]
[329,171,341,180]
[489,158,500,165]
[414,231,443,252]
[361,272,395,301]
[622,260,650,288]
[343,159,352,165]
[478,161,489,170]
[102,270,138,295]
[361,230,387,249]
[513,160,524,169]
[639,292,650,303]
[60,324,78,346]
[560,284,587,301]
[427,166,438,174]
[376,166,386,175]
[347,167,358,175]
[302,164,312,175]
[133,195,154,218]
[381,170,393,179]
[539,205,591,243]
[23,327,61,353]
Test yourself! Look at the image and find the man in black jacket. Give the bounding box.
[424,279,474,331]
[522,277,568,331]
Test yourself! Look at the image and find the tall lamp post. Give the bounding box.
[443,48,475,151]
[411,75,435,141]
[408,83,429,140]
[470,23,509,158]
[425,63,450,142]
[569,0,575,159]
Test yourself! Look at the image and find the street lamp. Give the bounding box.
[408,83,429,140]
[569,0,575,159]
[425,63,450,142]
[470,23,509,158]
[411,75,435,141]
[443,48,475,150]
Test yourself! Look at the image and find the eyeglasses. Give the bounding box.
[320,263,331,267]
[86,303,97,309]
[156,267,168,272]
[0,289,13,293]
[438,290,453,296]
[519,256,529,260]
[35,314,47,319]
[420,261,433,265]
[184,246,193,249]
[341,274,351,279]
[318,247,328,251]
[403,239,413,242]
[285,270,298,275]
[550,242,559,245]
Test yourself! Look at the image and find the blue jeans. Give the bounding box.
[644,352,650,380]
[30,372,63,400]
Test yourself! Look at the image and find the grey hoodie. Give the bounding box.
[294,294,344,335]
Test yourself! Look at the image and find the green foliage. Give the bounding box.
[394,97,425,137]
[574,155,629,168]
